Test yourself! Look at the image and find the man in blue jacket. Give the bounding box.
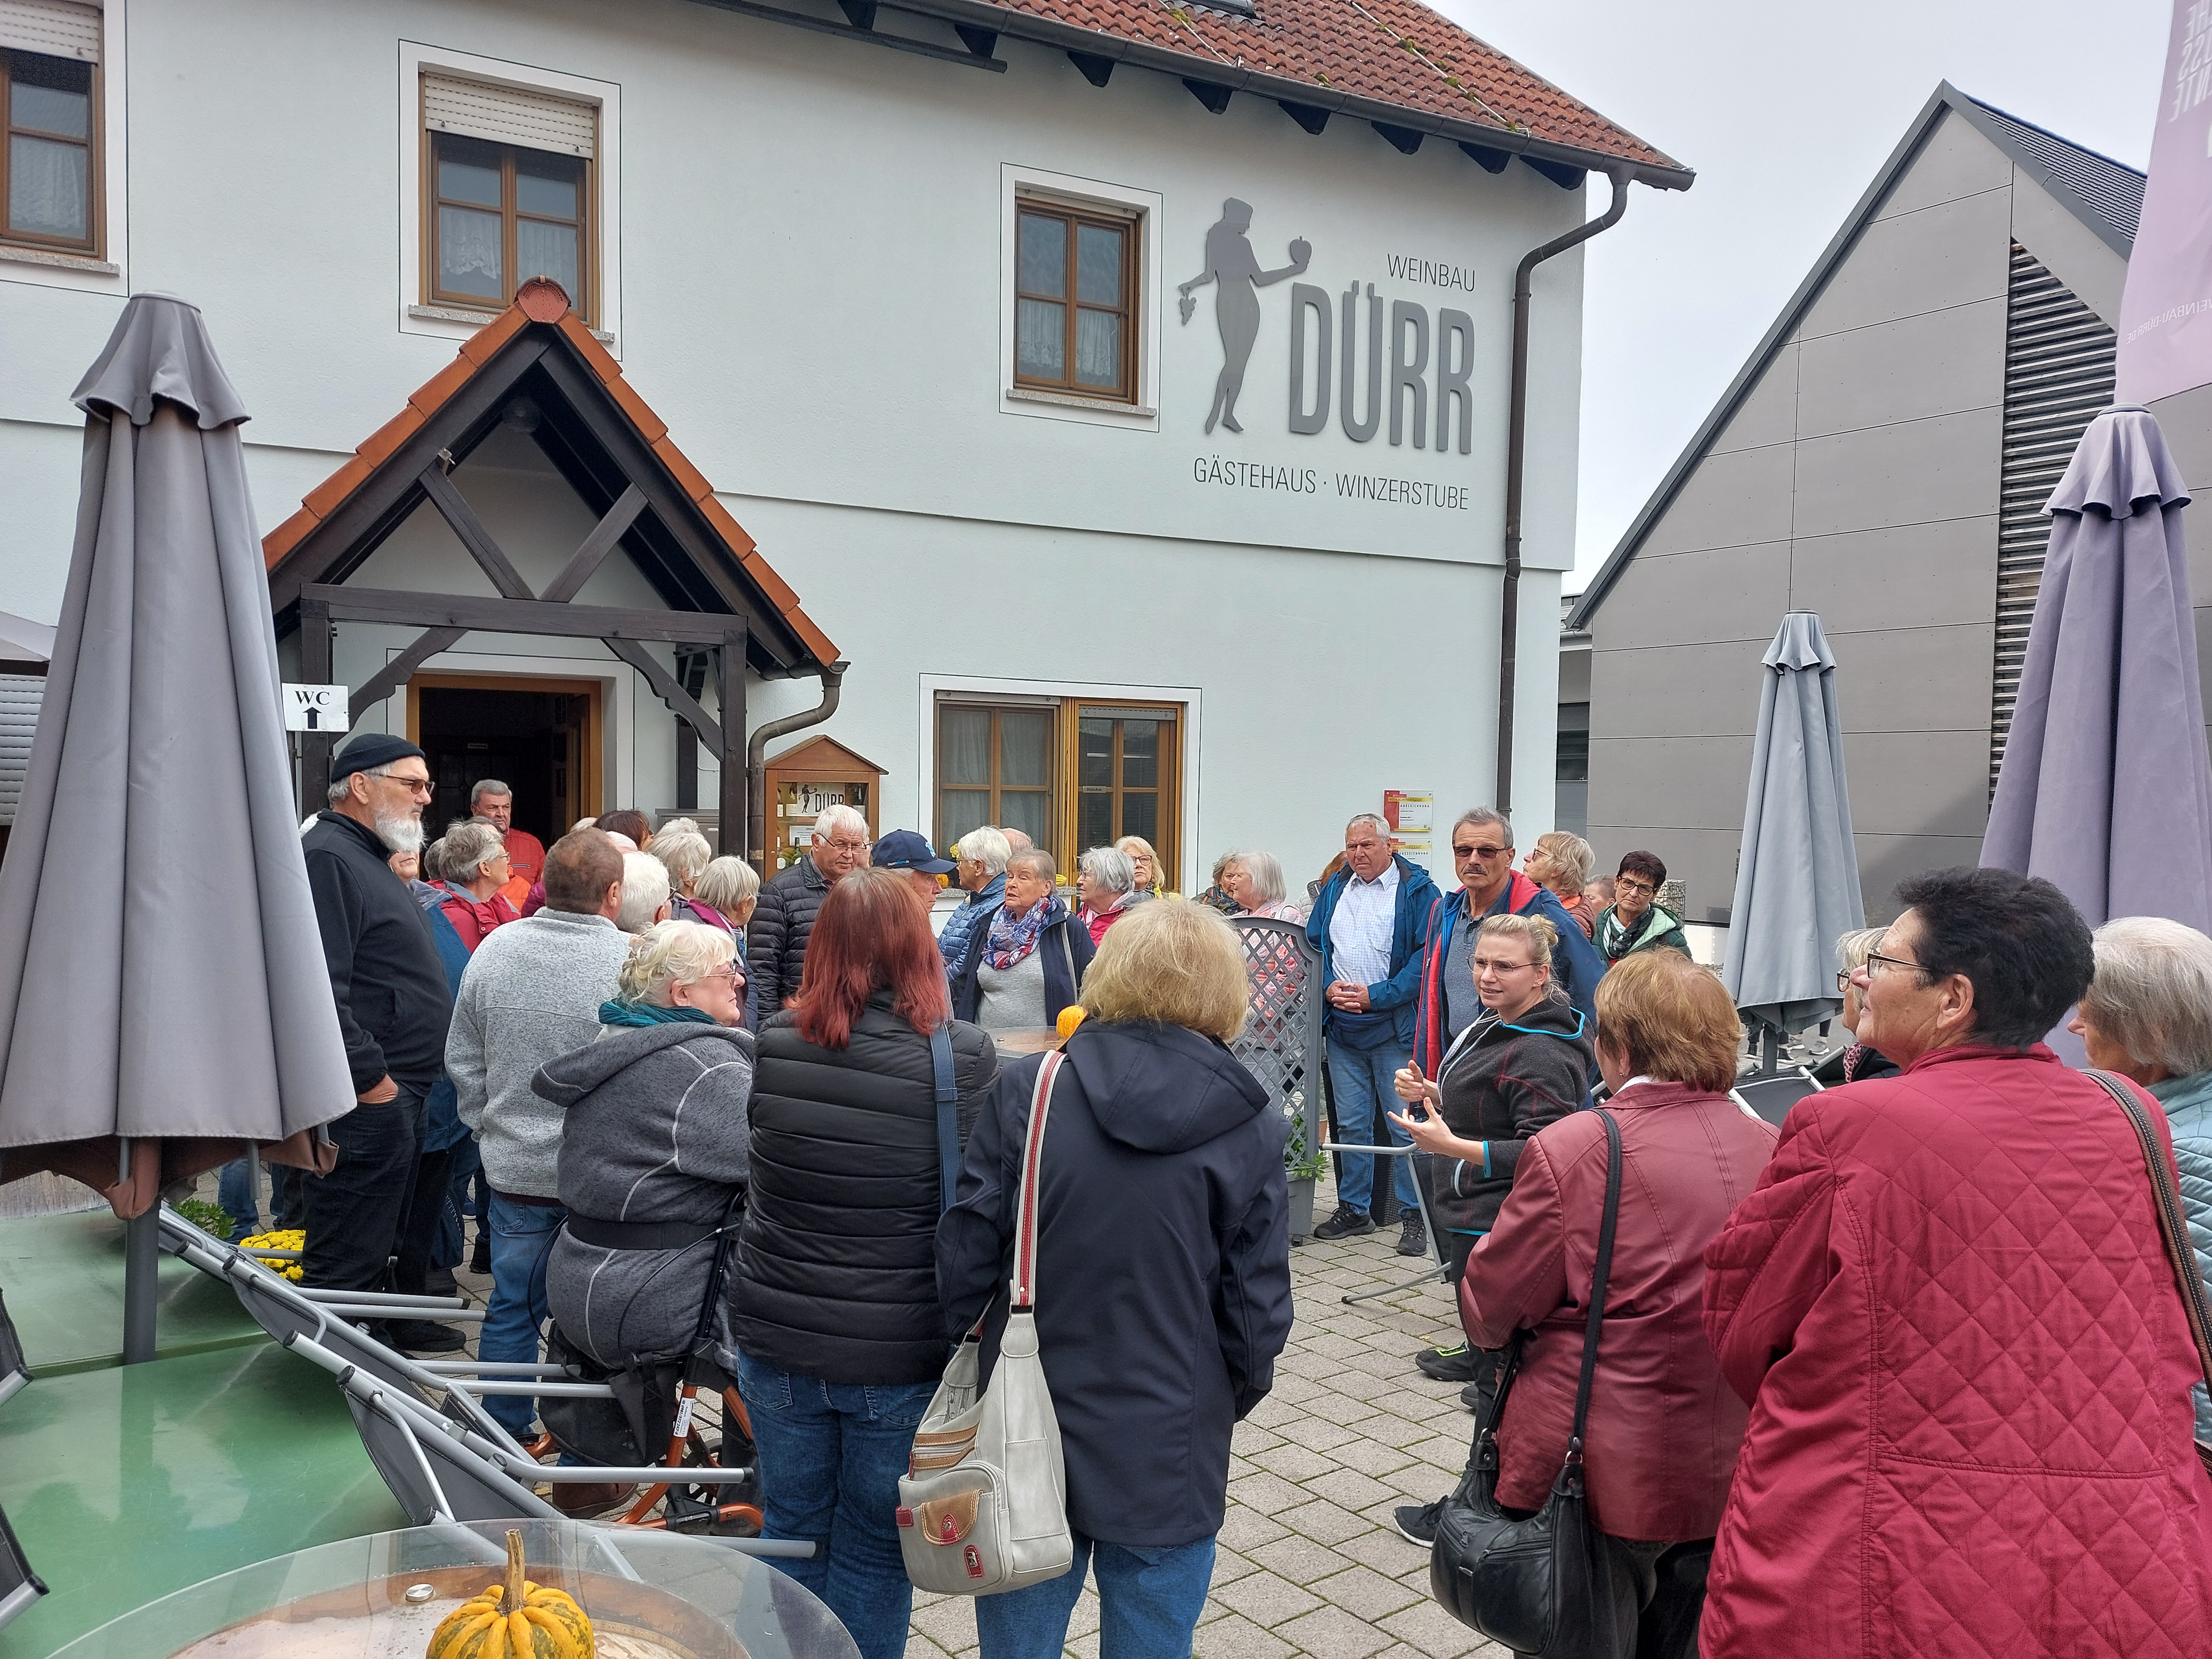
[1306,813,1440,1255]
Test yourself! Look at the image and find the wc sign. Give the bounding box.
[282,683,349,732]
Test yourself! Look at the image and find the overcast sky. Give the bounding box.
[1428,0,2171,592]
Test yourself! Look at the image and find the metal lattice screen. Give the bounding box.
[1227,918,1326,1176]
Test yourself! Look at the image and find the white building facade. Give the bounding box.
[0,0,1682,886]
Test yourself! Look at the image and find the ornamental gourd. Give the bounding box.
[427,1529,594,1659]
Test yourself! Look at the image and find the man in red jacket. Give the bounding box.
[471,779,543,911]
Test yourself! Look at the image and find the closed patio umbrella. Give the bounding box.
[1982,406,2212,1056]
[1723,613,1865,1054]
[0,296,356,1358]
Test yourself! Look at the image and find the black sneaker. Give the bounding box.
[1416,1342,1479,1382]
[378,1318,467,1353]
[1311,1204,1375,1240]
[1396,1211,1428,1257]
[470,1233,492,1275]
[1394,1500,1443,1546]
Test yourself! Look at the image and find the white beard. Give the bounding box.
[375,807,425,855]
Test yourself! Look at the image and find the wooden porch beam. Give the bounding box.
[542,483,648,605]
[718,625,747,859]
[419,465,537,600]
[304,585,747,644]
[349,627,466,719]
[607,637,724,757]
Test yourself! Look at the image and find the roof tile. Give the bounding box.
[354,404,427,471]
[301,455,375,520]
[651,434,715,504]
[556,313,629,389]
[697,492,757,560]
[261,506,321,571]
[740,543,801,614]
[785,606,840,666]
[406,352,479,420]
[974,0,1680,174]
[458,305,528,365]
[597,361,670,446]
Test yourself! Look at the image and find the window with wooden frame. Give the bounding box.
[421,73,596,321]
[934,696,1182,884]
[0,1,103,256]
[1014,202,1137,402]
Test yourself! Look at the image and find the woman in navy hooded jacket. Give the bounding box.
[939,898,1293,1659]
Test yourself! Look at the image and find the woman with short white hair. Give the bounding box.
[538,920,751,1371]
[694,854,760,933]
[940,826,1013,969]
[1822,924,1898,1084]
[653,827,713,897]
[2071,915,2212,1441]
[1220,850,1305,923]
[1075,844,1140,945]
[617,849,673,933]
[436,818,520,951]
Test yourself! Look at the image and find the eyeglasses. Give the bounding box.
[823,837,869,853]
[1452,844,1510,860]
[1615,878,1657,896]
[703,968,740,984]
[1863,949,1927,980]
[372,771,434,797]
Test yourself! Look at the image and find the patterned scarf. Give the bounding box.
[987,895,1061,971]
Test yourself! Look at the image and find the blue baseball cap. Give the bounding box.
[873,830,955,874]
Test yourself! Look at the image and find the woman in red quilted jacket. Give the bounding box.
[1701,867,2212,1657]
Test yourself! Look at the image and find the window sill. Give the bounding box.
[0,243,118,276]
[1003,386,1155,418]
[409,302,614,345]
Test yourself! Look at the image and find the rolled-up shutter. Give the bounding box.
[0,676,42,827]
[0,0,100,62]
[422,73,596,160]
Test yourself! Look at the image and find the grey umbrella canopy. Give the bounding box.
[0,295,355,1221]
[1983,407,2212,1050]
[1722,613,1865,1038]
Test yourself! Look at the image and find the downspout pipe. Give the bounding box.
[1496,168,1629,818]
[747,661,847,868]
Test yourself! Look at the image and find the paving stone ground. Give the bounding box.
[902,1178,1507,1659]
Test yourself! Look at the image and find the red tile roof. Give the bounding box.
[972,0,1684,178]
[263,279,838,666]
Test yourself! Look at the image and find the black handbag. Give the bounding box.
[1430,1106,1626,1658]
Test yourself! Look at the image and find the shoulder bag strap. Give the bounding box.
[1564,1107,1624,1468]
[2086,1069,2212,1394]
[931,1023,958,1216]
[1010,1050,1062,1311]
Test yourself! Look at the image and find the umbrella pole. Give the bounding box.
[122,1208,158,1363]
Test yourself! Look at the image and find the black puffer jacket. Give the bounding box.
[1419,993,1595,1236]
[726,995,999,1383]
[746,858,830,1019]
[938,1021,1294,1548]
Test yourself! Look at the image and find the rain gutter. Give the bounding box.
[1495,168,1629,818]
[747,662,847,867]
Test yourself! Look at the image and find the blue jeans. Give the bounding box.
[216,1158,260,1239]
[1327,1039,1418,1215]
[733,1349,935,1659]
[975,1530,1217,1659]
[483,1192,566,1437]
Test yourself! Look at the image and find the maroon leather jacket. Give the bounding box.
[1459,1081,1778,1540]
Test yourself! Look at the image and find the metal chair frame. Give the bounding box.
[1316,1139,1449,1305]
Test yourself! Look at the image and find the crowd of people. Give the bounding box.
[233,731,2212,1659]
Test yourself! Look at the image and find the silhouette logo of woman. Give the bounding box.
[1178,198,1312,436]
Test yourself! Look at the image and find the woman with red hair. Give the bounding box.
[723,867,999,1659]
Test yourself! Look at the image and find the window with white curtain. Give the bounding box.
[421,73,596,320]
[0,0,101,254]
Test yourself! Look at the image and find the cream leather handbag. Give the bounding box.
[896,1050,1074,1596]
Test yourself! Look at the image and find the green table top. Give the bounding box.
[0,1341,408,1657]
[0,1212,265,1376]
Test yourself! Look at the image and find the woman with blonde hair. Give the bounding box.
[536,921,752,1373]
[1814,925,1896,1084]
[1526,831,1598,938]
[1116,833,1172,899]
[940,900,1293,1659]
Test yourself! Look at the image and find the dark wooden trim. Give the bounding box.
[606,636,724,757]
[718,627,746,859]
[531,350,809,674]
[306,584,748,645]
[688,0,1006,72]
[268,334,553,616]
[350,626,466,718]
[542,482,647,603]
[419,464,536,599]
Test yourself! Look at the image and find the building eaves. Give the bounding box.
[1567,81,2137,630]
[261,279,838,668]
[1948,91,2143,259]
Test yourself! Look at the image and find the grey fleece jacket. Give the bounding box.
[537,1021,755,1368]
[448,908,631,1197]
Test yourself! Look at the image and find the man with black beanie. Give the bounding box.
[299,732,453,1299]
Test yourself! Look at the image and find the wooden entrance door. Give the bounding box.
[406,672,603,843]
